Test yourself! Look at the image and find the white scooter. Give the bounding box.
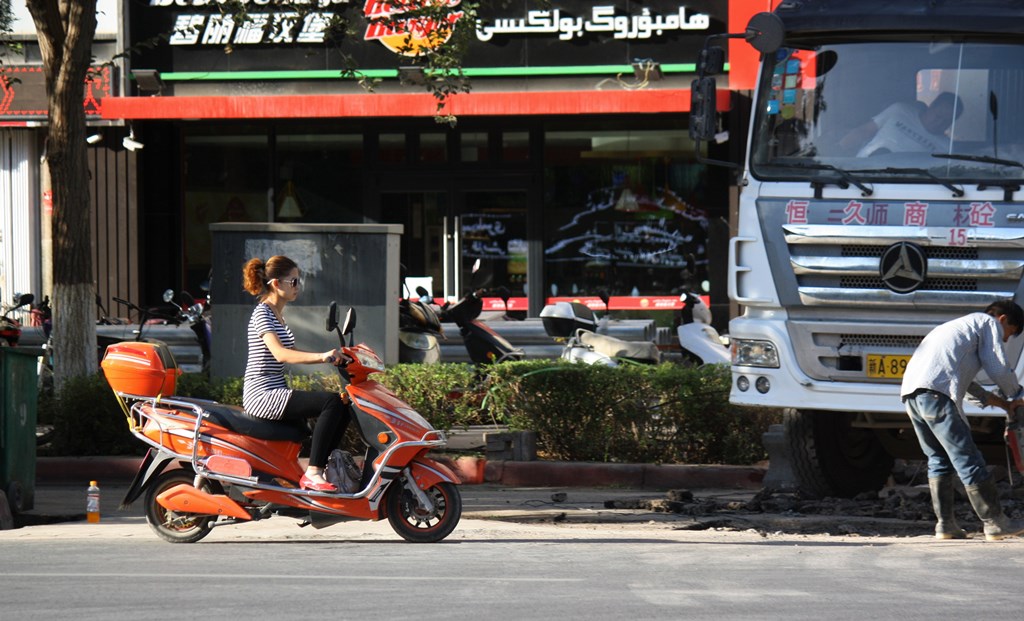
[677,289,730,366]
[540,294,661,367]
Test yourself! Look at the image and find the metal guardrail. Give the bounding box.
[16,317,673,371]
[436,317,671,363]
[16,324,206,374]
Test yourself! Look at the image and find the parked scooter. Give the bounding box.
[104,304,462,543]
[0,292,34,346]
[438,261,524,365]
[162,288,212,373]
[676,287,730,367]
[540,293,661,366]
[399,285,443,364]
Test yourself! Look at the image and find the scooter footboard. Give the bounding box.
[408,457,461,489]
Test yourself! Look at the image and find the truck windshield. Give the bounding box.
[750,40,1024,186]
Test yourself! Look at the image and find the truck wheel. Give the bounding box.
[784,408,894,498]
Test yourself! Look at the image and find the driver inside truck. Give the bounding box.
[837,91,964,157]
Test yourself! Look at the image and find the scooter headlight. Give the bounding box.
[398,331,435,351]
[731,339,780,368]
[354,350,386,371]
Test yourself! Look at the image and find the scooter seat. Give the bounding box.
[578,331,661,364]
[174,397,308,442]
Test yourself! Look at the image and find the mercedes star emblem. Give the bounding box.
[879,241,927,293]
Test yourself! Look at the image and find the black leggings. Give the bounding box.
[280,390,350,468]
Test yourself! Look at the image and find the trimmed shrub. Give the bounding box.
[375,363,488,431]
[485,361,778,464]
[43,373,139,456]
[45,361,778,464]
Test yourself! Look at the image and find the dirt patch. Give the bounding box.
[605,483,1024,538]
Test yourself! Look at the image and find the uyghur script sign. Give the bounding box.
[154,1,710,51]
[477,7,710,41]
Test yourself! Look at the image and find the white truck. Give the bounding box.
[691,0,1024,497]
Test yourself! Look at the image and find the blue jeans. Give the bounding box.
[904,389,990,485]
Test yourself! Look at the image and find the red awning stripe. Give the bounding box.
[100,89,732,120]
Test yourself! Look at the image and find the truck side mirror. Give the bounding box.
[689,76,718,142]
[745,12,784,54]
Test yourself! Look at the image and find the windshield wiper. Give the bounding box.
[769,161,873,197]
[855,167,964,198]
[932,153,1024,169]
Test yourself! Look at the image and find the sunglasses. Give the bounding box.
[270,277,301,288]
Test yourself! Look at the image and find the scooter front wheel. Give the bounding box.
[385,480,462,543]
[144,470,216,544]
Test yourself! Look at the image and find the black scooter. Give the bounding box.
[438,261,524,365]
[162,288,213,374]
[399,285,444,364]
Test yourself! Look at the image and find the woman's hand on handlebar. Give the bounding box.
[323,348,352,366]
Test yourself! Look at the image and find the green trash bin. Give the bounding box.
[0,347,41,514]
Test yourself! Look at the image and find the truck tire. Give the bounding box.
[784,408,894,498]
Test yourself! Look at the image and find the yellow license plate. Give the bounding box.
[865,354,911,379]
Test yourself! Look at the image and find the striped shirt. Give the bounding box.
[242,303,293,420]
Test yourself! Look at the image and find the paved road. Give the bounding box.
[3,516,1024,621]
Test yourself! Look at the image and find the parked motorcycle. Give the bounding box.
[103,303,462,544]
[438,260,524,365]
[673,257,730,368]
[1,292,34,346]
[398,285,443,364]
[162,288,212,373]
[540,293,661,366]
[676,289,730,366]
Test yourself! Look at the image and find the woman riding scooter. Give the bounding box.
[242,255,350,492]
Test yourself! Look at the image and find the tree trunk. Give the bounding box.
[27,0,100,390]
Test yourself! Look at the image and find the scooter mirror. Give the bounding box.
[162,289,174,303]
[326,301,338,332]
[342,308,356,336]
[472,259,481,274]
[415,286,432,304]
[15,293,34,308]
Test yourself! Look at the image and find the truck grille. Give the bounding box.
[784,225,1024,309]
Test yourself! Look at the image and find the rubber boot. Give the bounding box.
[964,478,1024,541]
[928,476,966,540]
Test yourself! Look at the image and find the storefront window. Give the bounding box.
[419,133,448,163]
[502,132,530,162]
[183,133,270,290]
[461,132,490,162]
[542,129,710,308]
[275,133,364,223]
[378,133,406,164]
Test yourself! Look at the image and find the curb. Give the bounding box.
[35,456,765,490]
[485,461,764,490]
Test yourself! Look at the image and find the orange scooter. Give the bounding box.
[103,304,462,543]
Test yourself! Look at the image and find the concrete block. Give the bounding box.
[485,431,538,461]
[0,491,13,530]
[762,424,800,491]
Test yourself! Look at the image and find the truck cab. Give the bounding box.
[693,0,1024,497]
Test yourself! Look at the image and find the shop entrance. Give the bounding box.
[378,179,530,309]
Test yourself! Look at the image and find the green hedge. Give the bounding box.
[42,362,778,464]
[485,361,778,464]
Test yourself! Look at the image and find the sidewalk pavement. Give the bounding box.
[3,456,766,533]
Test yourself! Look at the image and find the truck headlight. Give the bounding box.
[732,339,780,368]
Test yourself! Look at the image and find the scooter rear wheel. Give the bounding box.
[144,470,216,544]
[385,480,462,543]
